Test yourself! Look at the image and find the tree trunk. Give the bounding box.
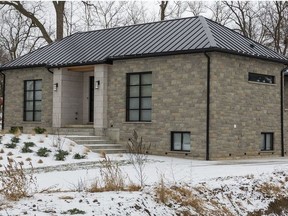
[53,1,66,41]
[160,1,168,21]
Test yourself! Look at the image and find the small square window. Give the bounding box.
[261,133,273,151]
[171,132,191,152]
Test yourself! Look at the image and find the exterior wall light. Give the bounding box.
[95,80,100,89]
[53,83,58,91]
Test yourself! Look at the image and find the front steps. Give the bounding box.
[57,126,126,154]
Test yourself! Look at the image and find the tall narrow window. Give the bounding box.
[24,80,42,121]
[126,72,152,122]
[261,132,273,151]
[171,132,191,152]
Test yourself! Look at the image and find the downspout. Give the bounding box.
[204,52,211,161]
[281,66,288,157]
[0,71,5,130]
[46,67,54,74]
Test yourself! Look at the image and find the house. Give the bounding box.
[0,16,288,160]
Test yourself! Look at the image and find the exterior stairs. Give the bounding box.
[57,126,126,154]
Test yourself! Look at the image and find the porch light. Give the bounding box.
[95,80,100,89]
[53,83,58,91]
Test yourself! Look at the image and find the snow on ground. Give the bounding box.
[0,133,288,215]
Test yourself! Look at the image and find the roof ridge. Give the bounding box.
[198,16,217,48]
[74,16,200,35]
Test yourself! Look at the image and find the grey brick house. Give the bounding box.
[1,16,288,160]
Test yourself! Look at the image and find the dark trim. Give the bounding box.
[0,71,5,130]
[46,68,54,74]
[171,131,191,152]
[248,72,275,84]
[126,72,152,122]
[204,52,210,161]
[281,66,288,156]
[261,132,274,151]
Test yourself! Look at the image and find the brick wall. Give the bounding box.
[4,67,53,133]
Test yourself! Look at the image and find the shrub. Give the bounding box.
[33,127,46,134]
[9,127,23,134]
[55,150,69,161]
[0,160,37,201]
[89,154,125,192]
[5,143,16,149]
[62,208,86,215]
[37,147,51,157]
[11,137,20,144]
[73,153,86,159]
[21,142,35,153]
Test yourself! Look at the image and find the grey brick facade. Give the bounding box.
[4,67,53,133]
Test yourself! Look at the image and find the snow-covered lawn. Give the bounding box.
[0,133,288,215]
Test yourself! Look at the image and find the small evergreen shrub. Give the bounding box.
[5,143,16,149]
[73,153,86,159]
[62,208,86,215]
[37,147,51,157]
[23,142,35,147]
[9,127,23,134]
[21,142,36,153]
[33,127,46,134]
[55,150,69,161]
[11,137,20,144]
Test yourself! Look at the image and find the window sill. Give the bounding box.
[259,150,274,153]
[22,121,42,124]
[247,81,276,86]
[169,150,191,154]
[124,121,152,124]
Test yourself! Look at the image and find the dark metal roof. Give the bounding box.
[1,16,287,70]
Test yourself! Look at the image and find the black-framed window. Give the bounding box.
[171,132,191,152]
[24,80,42,121]
[126,72,152,122]
[261,132,273,151]
[248,72,275,84]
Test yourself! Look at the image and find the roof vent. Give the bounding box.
[250,44,255,48]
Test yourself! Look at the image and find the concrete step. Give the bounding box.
[84,144,123,150]
[76,140,114,145]
[56,127,95,136]
[95,149,127,154]
[66,136,103,141]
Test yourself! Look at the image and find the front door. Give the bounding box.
[89,76,94,122]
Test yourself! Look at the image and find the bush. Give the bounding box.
[55,150,69,161]
[11,137,20,144]
[0,160,37,201]
[37,147,51,157]
[21,142,36,153]
[23,142,35,147]
[9,127,23,134]
[33,127,46,134]
[73,153,86,159]
[5,143,16,149]
[62,208,86,215]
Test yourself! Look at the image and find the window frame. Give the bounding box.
[126,72,152,122]
[261,132,274,151]
[248,72,275,84]
[171,131,191,152]
[23,79,42,122]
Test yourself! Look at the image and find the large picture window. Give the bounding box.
[171,132,191,152]
[24,80,42,121]
[126,72,152,122]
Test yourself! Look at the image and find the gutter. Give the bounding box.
[204,52,211,161]
[0,70,5,130]
[281,66,288,157]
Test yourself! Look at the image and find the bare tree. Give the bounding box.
[168,1,188,19]
[83,1,126,29]
[186,1,205,16]
[259,1,288,55]
[159,1,168,20]
[0,7,44,60]
[124,1,149,25]
[223,1,264,42]
[206,1,231,25]
[0,1,66,43]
